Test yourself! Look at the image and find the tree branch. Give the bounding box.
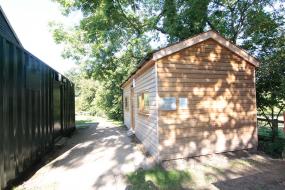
[277,103,285,119]
[116,0,142,35]
[154,26,168,34]
[259,106,273,128]
[207,20,216,30]
[234,0,251,38]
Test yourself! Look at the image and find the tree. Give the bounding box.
[242,3,285,140]
[65,69,101,115]
[51,0,285,121]
[255,33,285,140]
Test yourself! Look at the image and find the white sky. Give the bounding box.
[0,0,81,74]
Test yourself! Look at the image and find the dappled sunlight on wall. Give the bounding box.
[157,39,257,160]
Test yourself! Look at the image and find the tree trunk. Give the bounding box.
[272,119,279,142]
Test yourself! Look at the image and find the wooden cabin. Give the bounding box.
[121,30,259,161]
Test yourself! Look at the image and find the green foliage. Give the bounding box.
[127,166,192,190]
[51,0,285,121]
[258,138,285,158]
[162,0,210,42]
[65,69,102,115]
[256,57,285,127]
[208,0,277,43]
[250,5,285,130]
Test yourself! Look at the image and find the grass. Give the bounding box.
[75,115,98,126]
[108,119,123,126]
[127,166,192,190]
[258,126,285,139]
[75,115,123,128]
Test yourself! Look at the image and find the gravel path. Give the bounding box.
[16,118,152,190]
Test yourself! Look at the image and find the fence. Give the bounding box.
[0,33,75,189]
[257,117,284,127]
[257,115,285,140]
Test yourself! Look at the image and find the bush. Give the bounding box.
[258,138,285,158]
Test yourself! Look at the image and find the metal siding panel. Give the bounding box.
[17,48,24,173]
[0,33,75,189]
[3,38,8,187]
[12,45,19,176]
[7,41,16,181]
[0,36,5,189]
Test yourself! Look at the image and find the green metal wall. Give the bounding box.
[0,34,75,189]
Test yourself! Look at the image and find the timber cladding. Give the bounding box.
[157,39,257,160]
[133,66,159,157]
[0,33,75,188]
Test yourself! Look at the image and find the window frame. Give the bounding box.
[179,97,188,109]
[124,96,129,111]
[159,97,177,111]
[137,91,150,115]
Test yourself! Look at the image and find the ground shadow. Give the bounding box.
[213,171,285,190]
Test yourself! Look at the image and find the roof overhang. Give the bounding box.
[121,59,155,88]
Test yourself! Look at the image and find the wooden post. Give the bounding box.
[283,112,285,130]
[283,113,285,159]
[272,119,278,142]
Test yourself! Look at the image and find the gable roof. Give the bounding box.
[0,6,23,47]
[121,30,260,87]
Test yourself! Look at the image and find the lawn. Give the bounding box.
[258,126,285,139]
[127,166,192,190]
[75,115,123,127]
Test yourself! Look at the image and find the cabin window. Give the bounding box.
[159,97,176,110]
[124,96,129,111]
[179,97,188,109]
[137,92,150,114]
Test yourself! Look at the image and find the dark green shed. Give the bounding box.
[0,6,75,189]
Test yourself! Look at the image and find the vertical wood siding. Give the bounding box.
[123,84,131,129]
[157,39,257,160]
[133,66,159,157]
[0,34,75,189]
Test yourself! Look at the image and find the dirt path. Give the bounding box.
[15,117,285,190]
[16,118,151,190]
[162,149,285,190]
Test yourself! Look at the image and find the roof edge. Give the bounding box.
[121,30,261,88]
[153,30,260,67]
[121,59,155,88]
[0,6,23,47]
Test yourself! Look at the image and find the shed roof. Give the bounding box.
[121,30,260,88]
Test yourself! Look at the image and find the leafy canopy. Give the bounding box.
[51,0,285,121]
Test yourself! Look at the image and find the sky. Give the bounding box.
[0,0,81,74]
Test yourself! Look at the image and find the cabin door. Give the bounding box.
[130,87,135,130]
